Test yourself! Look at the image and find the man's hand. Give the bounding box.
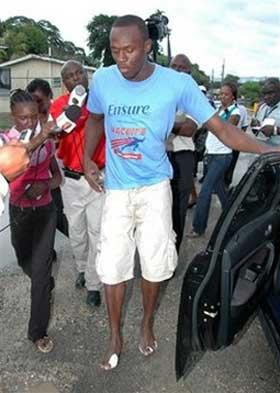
[250,118,260,127]
[173,116,198,137]
[260,125,274,137]
[25,180,49,199]
[0,143,30,181]
[41,121,57,138]
[84,158,103,192]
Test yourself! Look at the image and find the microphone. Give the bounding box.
[52,85,87,134]
[68,84,87,107]
[16,104,82,145]
[19,129,34,143]
[53,105,82,133]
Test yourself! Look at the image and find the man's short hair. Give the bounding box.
[26,78,53,99]
[112,15,149,41]
[264,77,280,91]
[170,54,192,74]
[61,60,83,79]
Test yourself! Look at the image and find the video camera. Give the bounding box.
[145,14,169,41]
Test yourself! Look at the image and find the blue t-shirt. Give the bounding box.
[87,64,215,190]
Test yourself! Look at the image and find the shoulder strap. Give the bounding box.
[262,104,279,121]
[220,105,237,122]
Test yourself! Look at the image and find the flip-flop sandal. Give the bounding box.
[100,353,120,371]
[34,336,54,353]
[138,340,158,356]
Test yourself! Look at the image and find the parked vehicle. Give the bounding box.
[176,153,280,380]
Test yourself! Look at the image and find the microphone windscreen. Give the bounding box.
[65,105,82,122]
[74,85,86,96]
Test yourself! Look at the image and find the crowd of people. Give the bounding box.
[1,14,280,371]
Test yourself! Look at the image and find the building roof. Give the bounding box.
[0,54,95,71]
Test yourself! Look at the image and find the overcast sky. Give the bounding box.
[2,0,280,78]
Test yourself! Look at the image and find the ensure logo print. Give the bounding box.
[111,136,145,160]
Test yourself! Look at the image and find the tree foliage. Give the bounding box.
[191,63,210,87]
[239,81,262,105]
[87,14,117,67]
[223,73,240,85]
[0,16,90,64]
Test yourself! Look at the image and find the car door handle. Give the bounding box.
[265,224,272,237]
[203,310,218,318]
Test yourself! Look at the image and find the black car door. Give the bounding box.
[176,153,280,380]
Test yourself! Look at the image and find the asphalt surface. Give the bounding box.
[0,152,279,393]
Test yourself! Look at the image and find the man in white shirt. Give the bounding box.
[252,78,280,144]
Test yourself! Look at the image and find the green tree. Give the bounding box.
[0,16,91,64]
[154,52,169,66]
[191,63,210,87]
[3,16,34,30]
[1,16,49,59]
[223,73,239,85]
[22,24,48,54]
[239,81,262,105]
[37,19,63,49]
[0,20,9,62]
[2,30,28,59]
[87,14,117,66]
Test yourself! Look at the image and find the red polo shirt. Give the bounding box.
[50,94,105,172]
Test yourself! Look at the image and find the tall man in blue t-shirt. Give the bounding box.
[84,14,279,371]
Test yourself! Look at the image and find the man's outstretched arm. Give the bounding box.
[206,113,277,154]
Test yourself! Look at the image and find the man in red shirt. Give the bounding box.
[50,60,105,307]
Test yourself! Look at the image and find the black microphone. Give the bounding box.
[53,104,82,133]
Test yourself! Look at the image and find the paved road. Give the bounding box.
[0,152,279,393]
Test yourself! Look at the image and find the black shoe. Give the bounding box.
[75,272,85,289]
[86,290,101,307]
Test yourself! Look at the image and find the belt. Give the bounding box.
[168,150,194,154]
[63,167,84,180]
[167,150,193,158]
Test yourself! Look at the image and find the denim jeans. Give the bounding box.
[192,153,232,234]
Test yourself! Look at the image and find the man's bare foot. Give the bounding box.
[100,338,122,371]
[139,325,158,357]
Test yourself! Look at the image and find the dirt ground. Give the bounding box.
[0,152,279,393]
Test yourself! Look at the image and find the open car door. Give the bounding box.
[176,153,280,380]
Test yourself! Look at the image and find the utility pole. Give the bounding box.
[167,28,171,63]
[221,58,225,84]
[48,44,52,88]
[210,68,214,91]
